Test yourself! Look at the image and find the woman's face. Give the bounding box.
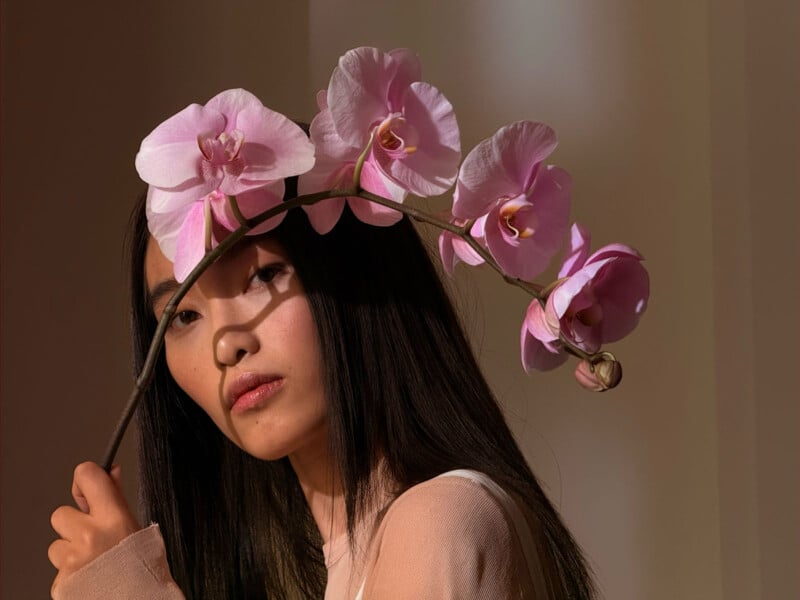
[144,236,328,462]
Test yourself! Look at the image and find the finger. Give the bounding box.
[47,538,69,569]
[47,538,83,573]
[109,464,124,495]
[52,568,68,599]
[71,462,126,517]
[51,571,61,599]
[50,505,88,540]
[72,486,89,514]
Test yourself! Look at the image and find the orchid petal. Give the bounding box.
[453,121,557,219]
[525,299,560,342]
[328,47,395,147]
[348,196,403,227]
[298,155,350,199]
[438,229,484,276]
[204,89,264,127]
[592,257,650,342]
[147,179,218,213]
[138,103,225,147]
[471,216,487,243]
[136,104,225,188]
[585,242,644,265]
[135,141,204,189]
[234,106,315,182]
[454,136,517,219]
[302,197,347,235]
[373,82,460,196]
[452,236,484,267]
[359,159,407,203]
[439,232,458,277]
[387,48,422,111]
[316,89,328,111]
[558,223,591,278]
[211,184,286,235]
[204,190,231,228]
[347,161,405,227]
[550,258,611,319]
[239,184,287,235]
[493,121,557,194]
[173,201,212,283]
[543,292,562,334]
[146,190,193,260]
[562,286,603,352]
[310,108,360,162]
[521,319,568,373]
[484,166,570,280]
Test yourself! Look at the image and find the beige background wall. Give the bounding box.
[2,1,797,599]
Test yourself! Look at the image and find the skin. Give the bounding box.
[47,463,139,596]
[48,236,347,596]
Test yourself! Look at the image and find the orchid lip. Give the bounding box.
[225,372,283,410]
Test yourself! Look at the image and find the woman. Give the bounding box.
[48,180,596,598]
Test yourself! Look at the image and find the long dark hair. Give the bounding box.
[129,183,595,599]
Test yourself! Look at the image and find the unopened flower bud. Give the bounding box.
[574,358,622,392]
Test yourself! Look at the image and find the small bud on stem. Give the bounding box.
[575,357,623,392]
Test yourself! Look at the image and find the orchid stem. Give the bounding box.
[203,199,213,252]
[228,195,247,226]
[101,186,617,470]
[351,133,374,191]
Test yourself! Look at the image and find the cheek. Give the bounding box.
[291,304,326,381]
[164,341,214,407]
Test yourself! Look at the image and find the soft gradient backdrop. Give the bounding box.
[2,1,797,598]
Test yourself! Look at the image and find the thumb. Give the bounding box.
[109,464,124,495]
[71,462,128,517]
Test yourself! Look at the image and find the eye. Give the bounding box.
[169,309,200,330]
[250,262,286,288]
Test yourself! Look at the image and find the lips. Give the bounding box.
[225,372,284,412]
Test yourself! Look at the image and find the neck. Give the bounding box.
[288,429,346,545]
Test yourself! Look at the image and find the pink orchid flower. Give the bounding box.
[520,223,649,371]
[453,121,571,281]
[323,47,461,198]
[548,223,649,353]
[136,89,314,213]
[136,89,314,281]
[298,93,407,234]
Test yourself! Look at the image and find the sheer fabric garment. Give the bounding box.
[53,470,545,599]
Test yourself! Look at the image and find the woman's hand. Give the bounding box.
[48,462,141,597]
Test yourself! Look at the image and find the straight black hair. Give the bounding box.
[129,183,596,599]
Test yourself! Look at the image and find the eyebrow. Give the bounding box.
[147,278,181,314]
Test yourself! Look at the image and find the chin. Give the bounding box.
[231,439,294,462]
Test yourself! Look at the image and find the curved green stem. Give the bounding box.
[351,133,375,191]
[203,199,213,252]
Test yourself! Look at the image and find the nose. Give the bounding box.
[214,327,260,367]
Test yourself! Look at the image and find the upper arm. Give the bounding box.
[362,477,525,600]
